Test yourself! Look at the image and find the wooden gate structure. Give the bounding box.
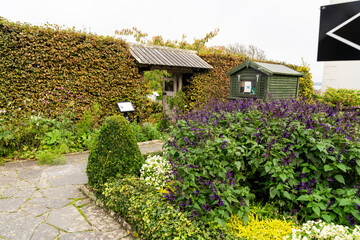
[129,44,212,112]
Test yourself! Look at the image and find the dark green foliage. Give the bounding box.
[86,115,143,191]
[166,98,360,226]
[102,177,231,240]
[0,103,103,160]
[130,121,162,142]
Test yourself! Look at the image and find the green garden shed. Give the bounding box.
[226,58,303,100]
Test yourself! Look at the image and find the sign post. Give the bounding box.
[116,102,135,121]
[318,0,360,61]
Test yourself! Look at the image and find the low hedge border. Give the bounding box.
[80,176,232,239]
[78,184,135,237]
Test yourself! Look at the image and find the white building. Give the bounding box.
[321,0,360,90]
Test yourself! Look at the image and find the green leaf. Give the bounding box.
[338,198,352,206]
[279,173,287,182]
[215,217,227,228]
[243,214,249,225]
[324,165,333,171]
[317,202,327,210]
[351,210,360,222]
[235,161,242,171]
[313,194,323,201]
[283,191,292,200]
[356,160,360,167]
[353,199,360,206]
[335,189,345,195]
[334,175,345,184]
[297,195,310,201]
[226,196,239,203]
[270,188,277,199]
[322,214,332,223]
[356,166,360,176]
[337,163,349,172]
[312,206,321,217]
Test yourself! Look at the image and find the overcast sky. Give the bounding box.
[0,0,330,83]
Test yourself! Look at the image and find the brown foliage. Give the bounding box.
[0,17,150,121]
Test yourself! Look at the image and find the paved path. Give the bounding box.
[0,140,163,240]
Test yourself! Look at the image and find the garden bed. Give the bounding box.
[84,98,360,239]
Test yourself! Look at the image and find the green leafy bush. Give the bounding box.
[86,115,143,191]
[165,98,360,226]
[102,176,229,240]
[36,149,66,165]
[75,103,102,149]
[320,87,360,108]
[129,121,147,142]
[130,121,162,142]
[0,103,104,161]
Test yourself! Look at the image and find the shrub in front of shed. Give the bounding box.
[86,115,143,192]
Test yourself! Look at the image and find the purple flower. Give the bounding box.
[347,215,356,225]
[202,204,211,212]
[221,141,228,149]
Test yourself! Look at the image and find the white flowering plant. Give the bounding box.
[285,220,360,240]
[140,155,172,189]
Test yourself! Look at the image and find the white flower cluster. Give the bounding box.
[140,155,172,189]
[285,220,360,240]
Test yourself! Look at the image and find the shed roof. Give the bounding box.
[226,58,303,77]
[129,43,213,70]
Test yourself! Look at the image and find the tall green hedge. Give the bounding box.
[0,17,151,121]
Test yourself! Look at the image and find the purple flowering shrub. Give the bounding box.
[164,98,360,226]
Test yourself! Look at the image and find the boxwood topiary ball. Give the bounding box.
[86,114,143,190]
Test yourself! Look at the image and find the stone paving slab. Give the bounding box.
[46,205,92,232]
[0,140,163,240]
[0,198,27,213]
[0,158,132,240]
[30,223,59,240]
[0,215,43,240]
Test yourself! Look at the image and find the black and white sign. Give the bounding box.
[317,1,360,61]
[116,102,135,113]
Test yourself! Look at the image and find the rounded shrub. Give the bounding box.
[86,115,143,191]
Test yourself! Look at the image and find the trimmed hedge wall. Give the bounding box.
[0,17,313,120]
[0,17,150,121]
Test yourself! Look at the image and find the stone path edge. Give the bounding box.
[77,184,136,238]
